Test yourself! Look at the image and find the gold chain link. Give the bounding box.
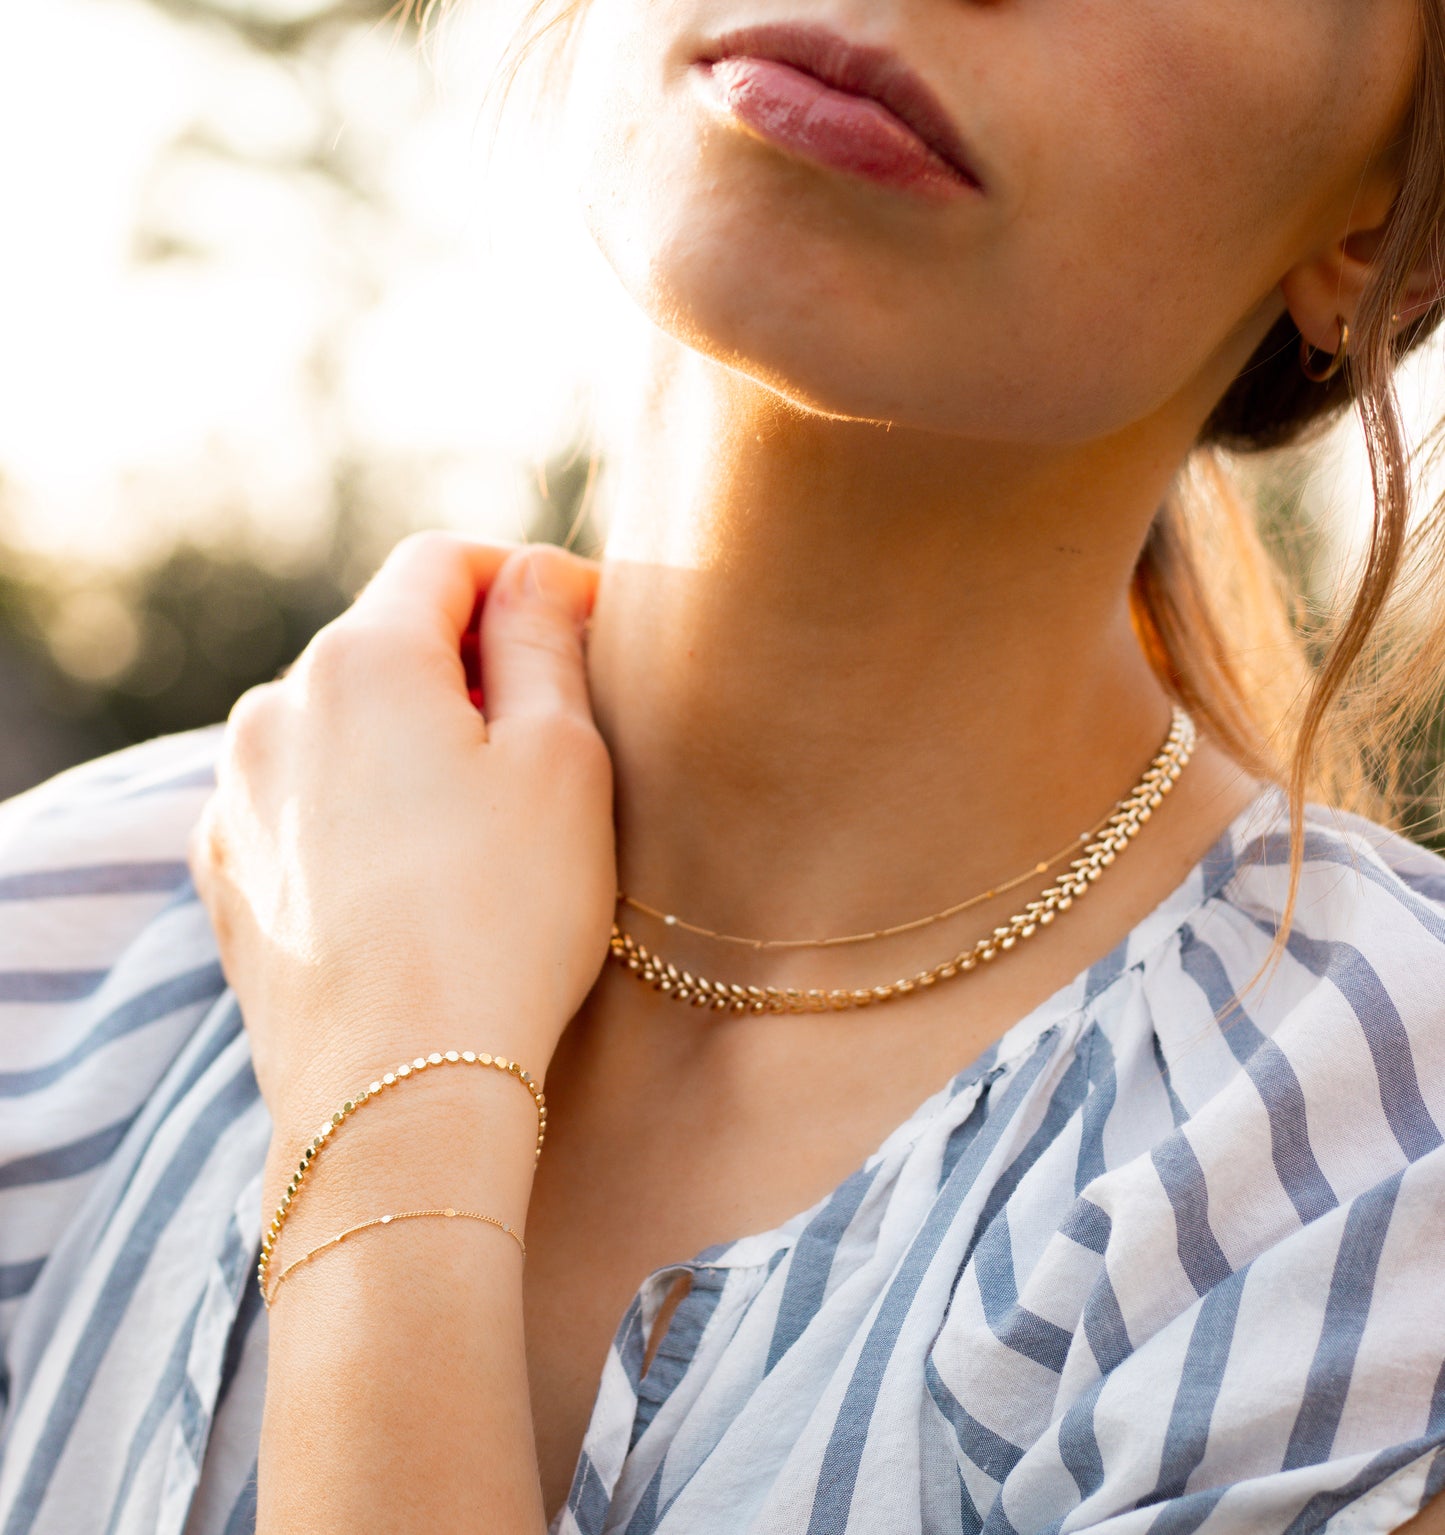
[266,1205,526,1307]
[617,825,1102,951]
[257,1049,546,1307]
[607,707,1196,1015]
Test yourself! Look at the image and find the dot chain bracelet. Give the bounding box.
[257,1049,545,1309]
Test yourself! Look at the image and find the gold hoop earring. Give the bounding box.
[1300,318,1350,383]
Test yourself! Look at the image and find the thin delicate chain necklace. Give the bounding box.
[620,811,1129,951]
[607,706,1196,1015]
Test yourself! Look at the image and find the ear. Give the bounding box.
[1280,172,1444,351]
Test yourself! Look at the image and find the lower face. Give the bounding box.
[565,0,1419,445]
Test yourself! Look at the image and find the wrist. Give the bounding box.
[261,1055,543,1271]
[269,1036,549,1149]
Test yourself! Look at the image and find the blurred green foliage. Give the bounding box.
[4,0,1442,852]
[0,456,600,801]
[0,0,610,801]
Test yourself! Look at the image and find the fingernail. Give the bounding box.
[520,551,564,602]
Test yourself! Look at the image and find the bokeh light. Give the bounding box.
[0,0,1442,801]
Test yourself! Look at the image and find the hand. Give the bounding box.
[187,533,615,1138]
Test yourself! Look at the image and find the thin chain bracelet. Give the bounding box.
[609,707,1196,1014]
[266,1205,526,1308]
[256,1049,546,1307]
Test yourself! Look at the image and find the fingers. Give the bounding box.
[286,532,600,733]
[480,543,600,727]
[347,531,520,652]
[186,793,220,897]
[293,532,519,726]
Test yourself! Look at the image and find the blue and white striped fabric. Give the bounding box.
[0,727,1443,1535]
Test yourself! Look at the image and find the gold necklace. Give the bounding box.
[607,707,1196,1015]
[620,823,1116,953]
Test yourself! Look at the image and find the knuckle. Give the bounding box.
[227,681,275,729]
[502,605,583,663]
[224,683,279,757]
[185,809,212,880]
[389,528,465,567]
[519,542,569,584]
[532,714,612,788]
[296,623,344,686]
[492,542,594,611]
[298,619,387,691]
[186,800,229,891]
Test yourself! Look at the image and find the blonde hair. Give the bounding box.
[1140,0,1445,926]
[496,0,1445,906]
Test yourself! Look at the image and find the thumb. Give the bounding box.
[480,544,599,728]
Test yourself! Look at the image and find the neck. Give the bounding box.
[585,341,1208,979]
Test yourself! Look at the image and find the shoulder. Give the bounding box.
[1212,799,1444,1147]
[1218,795,1445,986]
[918,796,1445,1533]
[0,729,270,1497]
[0,726,234,1265]
[1138,794,1445,1120]
[1050,793,1445,1206]
[1099,793,1445,1272]
[0,722,224,880]
[0,718,230,1056]
[0,723,227,1003]
[0,718,229,1045]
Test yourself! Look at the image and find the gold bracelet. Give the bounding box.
[257,1049,546,1307]
[266,1205,526,1308]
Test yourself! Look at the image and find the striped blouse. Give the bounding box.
[0,725,1443,1535]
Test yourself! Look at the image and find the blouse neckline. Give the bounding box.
[646,783,1287,1277]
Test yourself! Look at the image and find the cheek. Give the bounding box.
[975,5,1392,426]
[1057,11,1357,279]
[582,153,997,426]
[573,0,1417,444]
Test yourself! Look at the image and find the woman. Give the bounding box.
[2,0,1445,1530]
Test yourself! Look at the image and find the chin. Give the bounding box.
[575,107,1182,446]
[589,210,1153,442]
[585,176,940,426]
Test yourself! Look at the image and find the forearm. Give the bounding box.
[184,535,609,1527]
[255,1063,547,1533]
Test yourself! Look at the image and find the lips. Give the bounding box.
[694,23,982,191]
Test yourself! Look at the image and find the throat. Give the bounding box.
[584,344,1193,965]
